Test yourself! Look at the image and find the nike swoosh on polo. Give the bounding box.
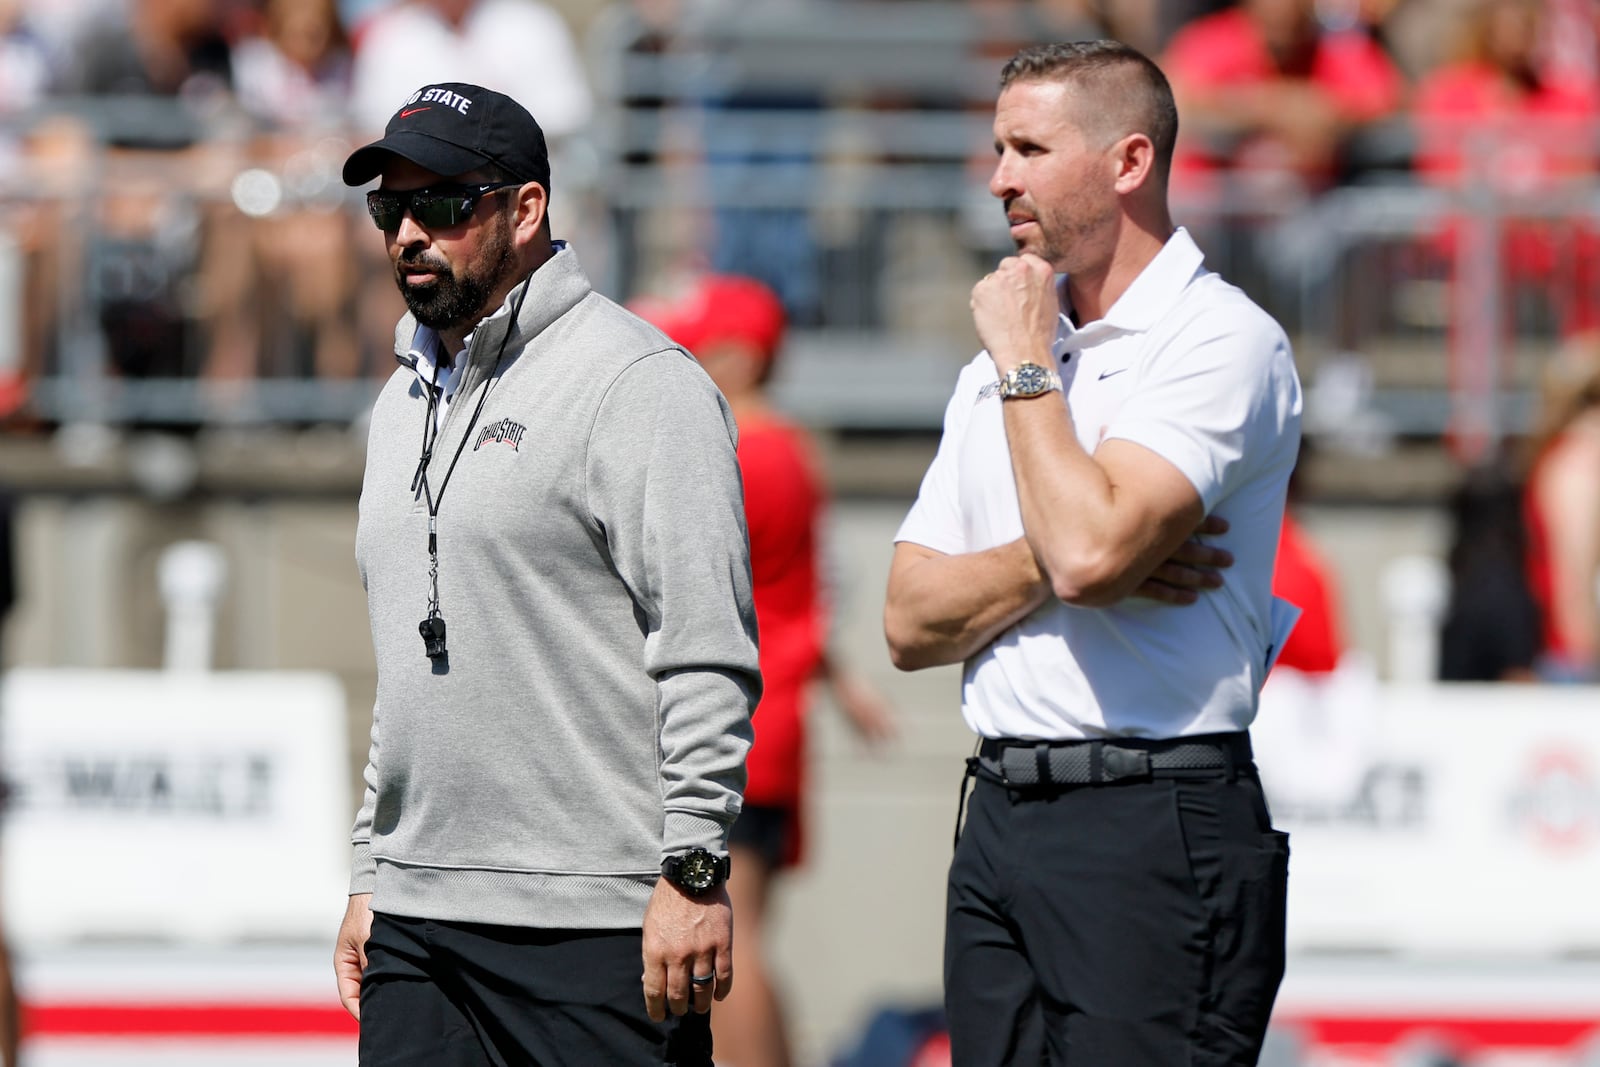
[1098,368,1127,380]
[400,107,431,118]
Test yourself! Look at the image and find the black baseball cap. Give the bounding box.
[342,82,551,189]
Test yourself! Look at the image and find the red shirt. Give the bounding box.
[1163,10,1401,181]
[1272,511,1345,673]
[1414,65,1600,286]
[737,416,826,807]
[1413,64,1598,191]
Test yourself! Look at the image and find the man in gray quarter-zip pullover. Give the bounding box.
[331,83,759,1067]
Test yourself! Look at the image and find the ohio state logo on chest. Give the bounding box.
[473,418,527,452]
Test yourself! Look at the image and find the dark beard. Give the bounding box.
[394,213,517,330]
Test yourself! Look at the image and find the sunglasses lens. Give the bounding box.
[367,192,405,230]
[411,193,473,229]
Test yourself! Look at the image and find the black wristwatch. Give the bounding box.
[661,848,730,895]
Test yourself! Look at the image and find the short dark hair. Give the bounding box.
[999,41,1179,180]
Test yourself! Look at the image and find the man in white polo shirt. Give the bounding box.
[885,41,1301,1066]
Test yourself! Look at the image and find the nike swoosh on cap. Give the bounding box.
[400,107,431,118]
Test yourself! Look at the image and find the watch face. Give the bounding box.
[666,848,726,893]
[678,852,717,890]
[1002,363,1059,398]
[1013,364,1049,395]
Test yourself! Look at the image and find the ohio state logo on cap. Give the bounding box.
[399,86,475,118]
[341,81,552,189]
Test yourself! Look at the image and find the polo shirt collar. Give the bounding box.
[1060,227,1206,346]
[401,325,451,388]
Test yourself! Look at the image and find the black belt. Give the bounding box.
[975,731,1252,789]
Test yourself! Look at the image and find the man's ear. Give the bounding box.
[1112,133,1156,195]
[513,181,550,242]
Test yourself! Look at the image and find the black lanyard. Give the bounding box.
[413,277,531,660]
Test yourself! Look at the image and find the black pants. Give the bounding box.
[359,912,714,1067]
[945,769,1288,1067]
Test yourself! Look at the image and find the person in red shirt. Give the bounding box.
[1413,0,1600,460]
[1272,508,1345,673]
[1270,450,1346,675]
[1522,340,1600,680]
[1412,0,1599,222]
[633,274,896,1067]
[1162,0,1403,192]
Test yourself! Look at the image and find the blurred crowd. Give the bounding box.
[0,0,595,419]
[1,0,1598,684]
[0,0,1597,409]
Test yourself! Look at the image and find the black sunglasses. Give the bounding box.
[366,181,520,231]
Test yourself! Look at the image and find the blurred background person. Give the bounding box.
[1413,0,1599,215]
[1272,509,1345,673]
[0,0,60,419]
[1161,0,1404,196]
[232,0,352,129]
[0,0,51,142]
[1412,0,1600,462]
[348,0,592,140]
[227,0,368,385]
[9,0,121,70]
[52,0,235,106]
[1522,336,1600,681]
[48,0,246,394]
[335,0,390,38]
[1273,452,1347,675]
[1438,456,1543,681]
[1159,0,1405,341]
[633,273,897,1067]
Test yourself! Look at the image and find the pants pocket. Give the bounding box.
[1196,829,1289,1067]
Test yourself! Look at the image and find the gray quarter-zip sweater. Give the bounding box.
[350,245,760,929]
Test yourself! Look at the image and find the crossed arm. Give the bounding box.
[885,516,1230,671]
[885,253,1232,671]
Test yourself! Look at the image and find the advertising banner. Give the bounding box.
[1,669,352,945]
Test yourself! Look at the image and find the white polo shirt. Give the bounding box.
[896,228,1302,741]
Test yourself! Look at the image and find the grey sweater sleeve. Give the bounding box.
[585,351,760,857]
[349,698,379,894]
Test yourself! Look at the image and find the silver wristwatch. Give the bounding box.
[998,362,1062,400]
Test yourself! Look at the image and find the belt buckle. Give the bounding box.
[1101,745,1151,782]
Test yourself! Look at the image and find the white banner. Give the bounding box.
[1254,669,1600,956]
[1,669,352,946]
